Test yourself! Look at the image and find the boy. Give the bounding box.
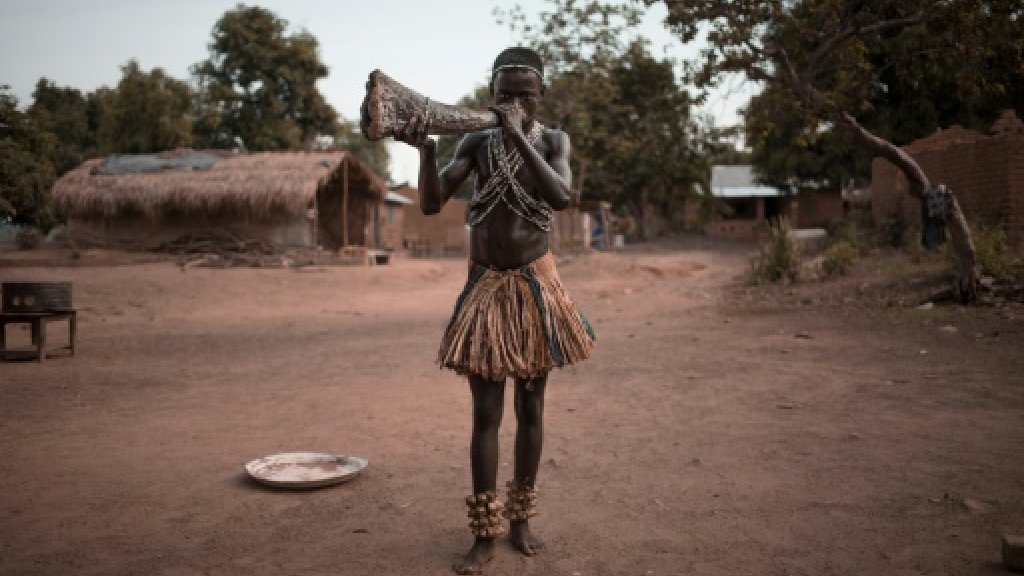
[397,47,595,575]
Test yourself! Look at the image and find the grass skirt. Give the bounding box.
[438,252,595,381]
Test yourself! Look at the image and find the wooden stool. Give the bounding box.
[0,310,77,362]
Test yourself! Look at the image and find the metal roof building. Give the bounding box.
[709,165,785,198]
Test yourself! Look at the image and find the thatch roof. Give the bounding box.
[52,149,387,220]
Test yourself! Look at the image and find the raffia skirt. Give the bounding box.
[438,252,596,382]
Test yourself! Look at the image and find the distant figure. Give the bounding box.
[396,47,595,574]
[590,211,606,249]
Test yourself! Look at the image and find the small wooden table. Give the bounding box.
[0,310,77,362]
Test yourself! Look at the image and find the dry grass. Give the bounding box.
[749,219,801,284]
[51,150,386,220]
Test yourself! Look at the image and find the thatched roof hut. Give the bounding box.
[52,149,387,250]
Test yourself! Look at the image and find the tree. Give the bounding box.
[649,0,1020,300]
[97,60,193,154]
[0,87,57,227]
[744,2,1024,193]
[192,5,338,151]
[745,84,870,192]
[335,119,391,180]
[27,79,94,175]
[498,0,705,237]
[604,40,704,237]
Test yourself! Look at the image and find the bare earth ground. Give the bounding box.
[1,237,1022,576]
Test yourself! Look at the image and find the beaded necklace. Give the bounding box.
[468,122,553,232]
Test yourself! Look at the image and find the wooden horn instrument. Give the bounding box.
[360,70,498,141]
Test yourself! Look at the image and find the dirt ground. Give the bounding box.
[1,237,1022,576]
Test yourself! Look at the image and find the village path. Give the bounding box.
[0,237,1022,576]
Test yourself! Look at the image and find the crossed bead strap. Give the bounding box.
[465,491,507,538]
[503,480,538,522]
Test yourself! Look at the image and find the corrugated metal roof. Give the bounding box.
[710,165,784,198]
[385,191,414,205]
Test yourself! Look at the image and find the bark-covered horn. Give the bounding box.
[359,70,499,141]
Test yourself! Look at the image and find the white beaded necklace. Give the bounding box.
[468,122,553,231]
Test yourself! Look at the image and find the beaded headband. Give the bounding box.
[492,64,544,83]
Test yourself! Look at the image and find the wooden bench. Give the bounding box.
[0,310,77,362]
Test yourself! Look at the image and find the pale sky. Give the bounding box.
[0,0,749,183]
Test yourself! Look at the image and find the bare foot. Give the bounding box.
[453,538,495,575]
[509,521,543,556]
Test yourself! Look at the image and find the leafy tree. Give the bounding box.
[27,79,94,175]
[97,60,193,153]
[0,87,57,227]
[192,5,338,151]
[605,40,704,237]
[744,1,1024,192]
[648,0,1020,300]
[335,118,391,180]
[745,84,869,192]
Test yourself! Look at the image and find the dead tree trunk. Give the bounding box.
[838,113,978,302]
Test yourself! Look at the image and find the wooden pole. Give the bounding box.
[311,192,319,265]
[342,157,349,249]
[312,191,319,247]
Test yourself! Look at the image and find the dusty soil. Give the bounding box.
[1,237,1022,576]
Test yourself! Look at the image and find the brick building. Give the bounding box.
[369,190,414,251]
[702,165,844,241]
[400,185,470,257]
[871,110,1024,247]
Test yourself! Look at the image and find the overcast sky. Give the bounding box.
[0,0,748,182]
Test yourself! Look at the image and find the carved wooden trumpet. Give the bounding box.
[360,70,499,141]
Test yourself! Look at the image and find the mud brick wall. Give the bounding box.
[375,201,406,251]
[401,187,469,256]
[796,190,845,229]
[871,114,1024,247]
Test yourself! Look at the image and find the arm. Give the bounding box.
[397,114,478,215]
[495,105,573,210]
[431,133,482,215]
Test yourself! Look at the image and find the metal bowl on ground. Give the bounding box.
[244,452,368,489]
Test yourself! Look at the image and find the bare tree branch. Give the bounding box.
[774,45,929,200]
[837,111,929,198]
[746,64,775,83]
[774,47,827,111]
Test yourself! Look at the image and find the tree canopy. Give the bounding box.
[649,0,1022,298]
[1,87,57,226]
[192,5,338,151]
[27,79,95,176]
[96,60,194,154]
[335,119,391,179]
[651,0,1024,190]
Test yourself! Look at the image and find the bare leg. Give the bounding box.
[510,374,547,556]
[453,375,505,575]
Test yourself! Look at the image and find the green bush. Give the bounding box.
[822,240,859,277]
[971,223,1023,283]
[15,227,42,250]
[751,218,800,284]
[830,218,872,255]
